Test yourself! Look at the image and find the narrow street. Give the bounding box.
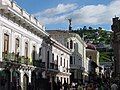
[0,0,119,90]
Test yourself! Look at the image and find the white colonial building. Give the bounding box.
[47,30,87,83]
[0,0,49,90]
[41,37,71,84]
[51,38,71,84]
[0,1,72,90]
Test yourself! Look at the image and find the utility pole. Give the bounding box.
[68,18,72,31]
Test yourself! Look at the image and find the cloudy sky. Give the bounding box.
[14,0,120,30]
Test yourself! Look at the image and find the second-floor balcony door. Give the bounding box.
[25,42,28,58]
[15,38,19,60]
[32,46,36,60]
[4,34,9,53]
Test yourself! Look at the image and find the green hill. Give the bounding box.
[72,27,113,62]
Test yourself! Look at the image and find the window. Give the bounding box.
[64,59,65,67]
[70,56,73,64]
[52,53,54,62]
[39,47,42,56]
[67,42,69,48]
[60,57,62,66]
[61,77,62,83]
[67,60,68,72]
[4,34,9,53]
[74,57,75,64]
[32,46,36,60]
[57,55,58,65]
[25,42,28,58]
[64,78,66,83]
[15,38,19,54]
[74,43,76,49]
[70,40,73,49]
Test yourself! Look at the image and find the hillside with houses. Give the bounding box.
[72,27,113,62]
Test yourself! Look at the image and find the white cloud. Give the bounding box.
[33,0,120,25]
[34,3,78,17]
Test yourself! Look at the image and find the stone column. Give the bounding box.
[29,70,31,83]
[21,35,24,56]
[11,31,15,53]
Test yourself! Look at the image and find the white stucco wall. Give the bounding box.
[48,31,87,70]
[0,9,46,89]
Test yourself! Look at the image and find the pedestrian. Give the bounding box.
[28,83,32,90]
[87,83,93,90]
[72,82,75,89]
[63,80,68,90]
[77,83,83,90]
[18,85,22,90]
[53,80,57,90]
[111,81,118,90]
[75,83,78,90]
[57,79,62,90]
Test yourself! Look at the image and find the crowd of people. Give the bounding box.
[51,75,119,90]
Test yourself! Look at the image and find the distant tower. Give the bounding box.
[68,18,72,31]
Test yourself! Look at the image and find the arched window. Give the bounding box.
[57,55,58,65]
[70,40,73,49]
[52,53,54,62]
[66,42,69,48]
[39,47,42,57]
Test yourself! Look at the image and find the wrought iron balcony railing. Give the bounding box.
[2,52,32,65]
[50,63,54,69]
[49,63,58,70]
[33,60,45,68]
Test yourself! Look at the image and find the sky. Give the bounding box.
[14,0,120,31]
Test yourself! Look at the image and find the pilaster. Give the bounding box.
[11,31,15,53]
[0,23,3,61]
[29,70,31,83]
[21,35,24,56]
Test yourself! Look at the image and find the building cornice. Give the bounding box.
[51,38,71,55]
[0,1,49,37]
[47,30,87,47]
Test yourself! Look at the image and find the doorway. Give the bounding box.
[23,74,29,90]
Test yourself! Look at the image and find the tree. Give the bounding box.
[89,27,93,30]
[83,26,87,30]
[98,27,102,30]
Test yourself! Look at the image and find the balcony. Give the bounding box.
[33,60,45,68]
[2,52,32,65]
[50,63,54,69]
[54,64,58,70]
[49,63,58,70]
